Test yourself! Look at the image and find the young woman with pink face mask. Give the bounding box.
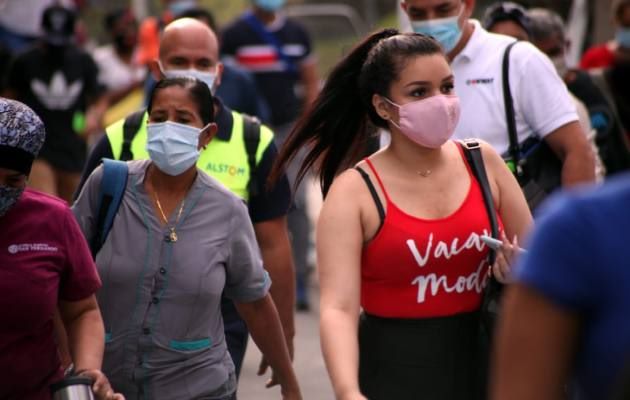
[272,29,532,400]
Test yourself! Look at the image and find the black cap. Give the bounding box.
[482,2,532,38]
[41,5,76,46]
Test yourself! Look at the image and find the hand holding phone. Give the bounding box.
[480,235,527,253]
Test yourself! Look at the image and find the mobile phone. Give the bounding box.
[480,235,527,253]
[480,235,503,250]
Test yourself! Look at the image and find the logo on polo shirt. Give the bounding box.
[8,243,59,254]
[466,78,494,86]
[205,162,246,177]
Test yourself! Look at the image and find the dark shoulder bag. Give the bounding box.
[459,140,502,334]
[502,41,563,211]
[460,139,503,399]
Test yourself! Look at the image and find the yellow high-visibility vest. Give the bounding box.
[106,110,274,201]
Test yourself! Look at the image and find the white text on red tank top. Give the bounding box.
[406,230,492,303]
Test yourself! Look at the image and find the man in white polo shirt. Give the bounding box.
[401,0,595,189]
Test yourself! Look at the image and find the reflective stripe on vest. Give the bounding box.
[106,111,274,201]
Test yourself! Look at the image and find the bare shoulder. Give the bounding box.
[325,167,369,203]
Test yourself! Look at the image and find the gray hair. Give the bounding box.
[527,8,566,43]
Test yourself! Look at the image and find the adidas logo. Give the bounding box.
[31,71,83,110]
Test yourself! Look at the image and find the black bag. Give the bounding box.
[502,41,563,211]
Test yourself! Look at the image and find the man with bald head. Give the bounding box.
[78,17,297,387]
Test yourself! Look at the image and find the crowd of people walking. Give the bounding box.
[1,0,630,399]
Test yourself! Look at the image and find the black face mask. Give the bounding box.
[113,33,134,53]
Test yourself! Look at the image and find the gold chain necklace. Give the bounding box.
[416,169,432,178]
[153,192,185,243]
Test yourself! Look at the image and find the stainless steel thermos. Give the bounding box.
[50,376,95,400]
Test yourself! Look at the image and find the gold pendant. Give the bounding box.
[169,229,178,243]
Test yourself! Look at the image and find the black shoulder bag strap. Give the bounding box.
[460,140,499,261]
[242,114,261,199]
[120,109,146,161]
[460,140,503,348]
[502,41,522,178]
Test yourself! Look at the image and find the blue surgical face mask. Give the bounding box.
[616,27,630,49]
[159,62,218,94]
[0,184,24,217]
[410,6,464,53]
[254,0,286,12]
[146,121,207,176]
[168,0,196,16]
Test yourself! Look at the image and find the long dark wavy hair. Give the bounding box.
[269,29,444,196]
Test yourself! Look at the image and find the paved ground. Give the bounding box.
[237,181,333,399]
[237,285,335,400]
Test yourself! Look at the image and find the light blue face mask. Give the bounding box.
[168,0,196,16]
[410,6,464,53]
[0,184,24,217]
[147,121,207,176]
[254,0,286,12]
[160,63,218,95]
[617,27,630,49]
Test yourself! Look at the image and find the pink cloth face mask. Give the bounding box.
[385,94,461,148]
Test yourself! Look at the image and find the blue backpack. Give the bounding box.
[90,158,128,257]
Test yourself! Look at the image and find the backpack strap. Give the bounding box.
[242,114,261,199]
[459,140,500,264]
[91,158,129,257]
[120,110,145,161]
[502,41,522,177]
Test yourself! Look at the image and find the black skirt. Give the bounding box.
[358,311,483,400]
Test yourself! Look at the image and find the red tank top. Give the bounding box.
[361,145,503,318]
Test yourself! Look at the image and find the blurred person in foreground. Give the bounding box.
[73,77,301,399]
[4,5,107,202]
[0,98,121,400]
[401,0,596,200]
[527,7,630,176]
[491,173,630,400]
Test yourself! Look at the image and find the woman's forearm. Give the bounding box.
[236,294,301,397]
[59,297,105,372]
[320,307,364,400]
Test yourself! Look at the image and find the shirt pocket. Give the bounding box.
[168,338,212,351]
